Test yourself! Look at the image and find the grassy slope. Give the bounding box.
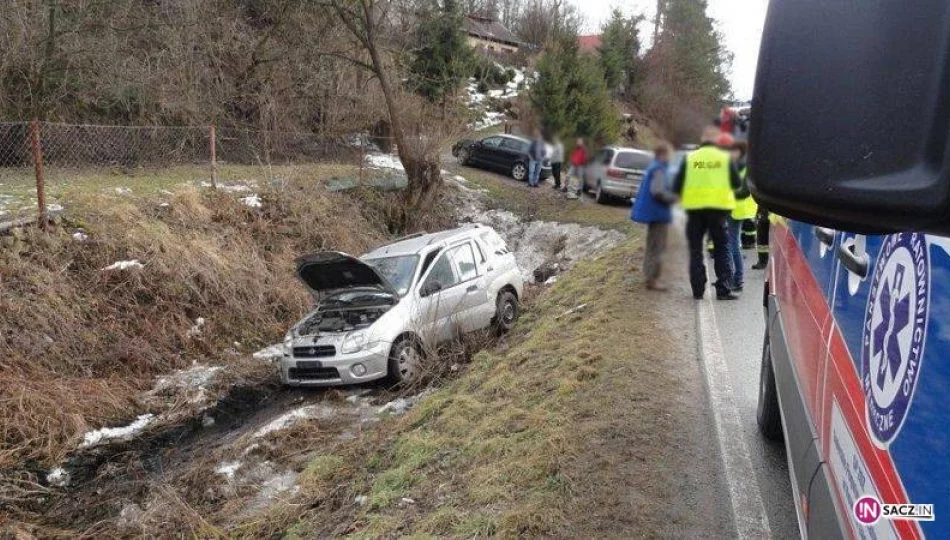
[243,174,729,537]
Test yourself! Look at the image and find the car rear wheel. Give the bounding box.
[594,182,608,204]
[388,337,423,385]
[492,290,520,334]
[458,148,470,165]
[757,332,784,441]
[511,163,527,181]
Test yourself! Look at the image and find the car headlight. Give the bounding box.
[341,331,367,354]
[283,331,294,354]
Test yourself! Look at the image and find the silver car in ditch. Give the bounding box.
[279,225,524,387]
[582,146,653,204]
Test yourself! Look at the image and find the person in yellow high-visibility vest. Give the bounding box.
[727,140,756,292]
[672,126,743,300]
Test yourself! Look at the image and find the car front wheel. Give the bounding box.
[493,290,520,334]
[757,332,784,441]
[594,182,608,204]
[388,338,423,385]
[458,148,470,165]
[511,163,527,181]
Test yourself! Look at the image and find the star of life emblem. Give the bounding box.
[861,233,929,447]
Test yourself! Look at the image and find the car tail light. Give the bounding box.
[607,168,626,178]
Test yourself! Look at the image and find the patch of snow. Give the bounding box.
[240,194,262,208]
[80,413,155,448]
[355,495,368,505]
[365,153,404,171]
[153,363,222,395]
[377,391,430,416]
[400,497,416,505]
[46,203,64,213]
[544,276,558,285]
[116,503,145,531]
[114,187,132,195]
[459,207,625,283]
[102,259,144,271]
[215,461,241,480]
[158,202,170,208]
[47,467,70,487]
[72,231,88,242]
[254,405,336,438]
[253,343,286,361]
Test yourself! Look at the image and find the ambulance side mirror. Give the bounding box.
[750,0,950,234]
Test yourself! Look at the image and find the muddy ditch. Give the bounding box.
[17,172,626,534]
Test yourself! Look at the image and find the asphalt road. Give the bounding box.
[713,250,800,539]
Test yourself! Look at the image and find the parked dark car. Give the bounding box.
[452,134,551,182]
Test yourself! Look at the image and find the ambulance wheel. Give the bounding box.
[757,332,784,441]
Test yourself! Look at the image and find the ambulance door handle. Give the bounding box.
[814,227,835,246]
[836,236,869,279]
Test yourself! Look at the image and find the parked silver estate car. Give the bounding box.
[279,225,524,387]
[582,146,653,204]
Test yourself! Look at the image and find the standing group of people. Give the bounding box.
[631,125,768,299]
[527,133,590,197]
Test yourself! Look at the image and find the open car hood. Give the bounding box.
[295,251,396,296]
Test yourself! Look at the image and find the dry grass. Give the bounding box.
[0,169,444,482]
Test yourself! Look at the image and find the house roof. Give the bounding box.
[463,15,521,47]
[578,34,602,53]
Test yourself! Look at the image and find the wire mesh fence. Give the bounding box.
[0,121,395,225]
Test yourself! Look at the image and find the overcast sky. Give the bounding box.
[574,0,770,100]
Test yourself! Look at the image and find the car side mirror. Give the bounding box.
[420,281,442,297]
[751,0,950,234]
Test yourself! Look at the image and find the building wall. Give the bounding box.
[467,35,518,54]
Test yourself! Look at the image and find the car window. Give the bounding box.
[500,138,527,152]
[422,252,459,291]
[473,239,488,263]
[614,151,652,170]
[482,137,503,148]
[599,149,614,165]
[363,255,419,296]
[448,243,479,282]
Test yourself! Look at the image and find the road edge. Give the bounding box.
[696,295,773,539]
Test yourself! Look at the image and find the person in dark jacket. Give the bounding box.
[631,143,678,290]
[527,131,545,187]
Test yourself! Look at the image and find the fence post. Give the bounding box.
[209,124,218,189]
[29,120,47,227]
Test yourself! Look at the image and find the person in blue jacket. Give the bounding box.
[631,143,679,290]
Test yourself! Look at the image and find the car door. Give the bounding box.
[474,136,505,169]
[416,247,466,344]
[818,231,943,539]
[446,241,490,333]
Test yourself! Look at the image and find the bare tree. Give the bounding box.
[314,0,444,222]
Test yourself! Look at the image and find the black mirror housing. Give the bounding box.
[420,281,442,297]
[751,0,950,234]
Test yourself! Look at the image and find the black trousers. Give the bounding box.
[552,162,562,187]
[686,209,733,297]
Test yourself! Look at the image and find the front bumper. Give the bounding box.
[278,340,390,387]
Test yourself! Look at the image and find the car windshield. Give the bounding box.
[614,152,652,170]
[364,255,418,296]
